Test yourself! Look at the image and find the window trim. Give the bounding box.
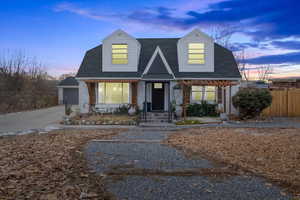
[111,43,128,65]
[97,82,130,104]
[191,86,216,103]
[188,43,205,65]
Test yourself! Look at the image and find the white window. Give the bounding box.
[112,44,128,64]
[191,86,216,102]
[98,83,129,104]
[188,43,205,64]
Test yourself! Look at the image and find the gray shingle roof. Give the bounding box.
[58,77,79,86]
[142,51,174,80]
[76,38,241,79]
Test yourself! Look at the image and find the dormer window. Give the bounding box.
[188,43,205,64]
[112,44,128,64]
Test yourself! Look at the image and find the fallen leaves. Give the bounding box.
[0,128,125,200]
[165,127,300,195]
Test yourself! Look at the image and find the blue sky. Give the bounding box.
[1,0,300,78]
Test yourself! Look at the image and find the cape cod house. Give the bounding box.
[76,29,241,120]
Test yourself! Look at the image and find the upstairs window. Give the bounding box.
[188,43,205,64]
[112,44,128,64]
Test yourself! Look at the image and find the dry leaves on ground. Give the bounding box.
[0,128,125,200]
[165,127,300,195]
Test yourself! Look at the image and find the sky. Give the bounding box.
[1,0,300,79]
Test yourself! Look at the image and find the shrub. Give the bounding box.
[232,88,272,119]
[186,101,218,117]
[65,105,72,116]
[114,104,130,115]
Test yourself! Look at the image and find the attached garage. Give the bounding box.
[57,77,79,105]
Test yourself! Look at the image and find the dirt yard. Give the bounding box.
[165,127,300,196]
[0,128,125,200]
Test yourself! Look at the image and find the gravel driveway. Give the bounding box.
[0,106,65,135]
[85,128,293,200]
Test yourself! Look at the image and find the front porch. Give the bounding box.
[80,79,239,123]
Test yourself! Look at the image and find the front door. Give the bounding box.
[152,83,164,111]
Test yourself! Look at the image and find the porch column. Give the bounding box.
[131,82,138,108]
[182,84,191,120]
[86,82,96,112]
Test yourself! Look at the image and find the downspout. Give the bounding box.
[144,82,147,121]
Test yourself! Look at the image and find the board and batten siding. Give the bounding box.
[177,29,214,72]
[78,81,90,113]
[102,29,141,72]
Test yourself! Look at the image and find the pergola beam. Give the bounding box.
[178,80,239,87]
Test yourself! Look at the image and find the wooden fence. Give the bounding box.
[262,89,300,117]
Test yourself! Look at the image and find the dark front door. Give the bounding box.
[152,83,164,111]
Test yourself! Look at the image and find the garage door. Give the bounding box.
[63,88,79,105]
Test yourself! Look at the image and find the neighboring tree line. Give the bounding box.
[0,51,58,114]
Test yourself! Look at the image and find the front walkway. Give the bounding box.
[84,127,292,200]
[0,106,64,135]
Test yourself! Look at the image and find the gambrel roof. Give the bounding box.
[76,38,241,79]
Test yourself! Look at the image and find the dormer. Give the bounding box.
[102,29,141,72]
[177,29,214,72]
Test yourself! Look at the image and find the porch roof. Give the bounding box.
[83,79,139,83]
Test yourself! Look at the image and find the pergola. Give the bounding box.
[178,80,239,119]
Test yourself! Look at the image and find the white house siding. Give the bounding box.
[224,85,240,115]
[78,81,89,113]
[177,29,214,72]
[102,30,141,72]
[58,87,63,104]
[164,83,169,111]
[170,81,183,115]
[137,81,145,110]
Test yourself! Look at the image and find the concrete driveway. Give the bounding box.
[0,106,65,135]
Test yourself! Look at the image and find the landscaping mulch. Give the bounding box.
[0,128,125,200]
[64,114,138,125]
[165,127,300,196]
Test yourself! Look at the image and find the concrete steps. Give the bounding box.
[140,112,171,123]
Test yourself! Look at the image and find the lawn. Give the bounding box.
[0,128,125,200]
[165,127,300,196]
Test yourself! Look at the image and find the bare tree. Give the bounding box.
[0,50,57,114]
[257,65,273,82]
[59,72,77,80]
[234,50,251,81]
[207,24,235,48]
